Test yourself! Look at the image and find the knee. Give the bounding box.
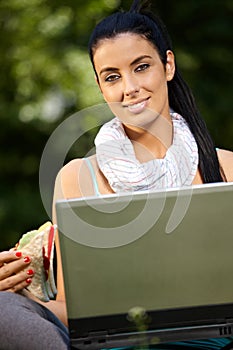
[0,291,27,316]
[0,291,17,305]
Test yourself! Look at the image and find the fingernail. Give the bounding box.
[26,278,32,284]
[15,251,22,258]
[27,269,34,276]
[24,256,30,263]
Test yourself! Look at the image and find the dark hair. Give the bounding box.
[88,0,225,183]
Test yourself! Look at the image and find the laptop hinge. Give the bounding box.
[218,318,233,337]
[85,331,109,346]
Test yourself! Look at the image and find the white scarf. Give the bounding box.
[95,112,199,192]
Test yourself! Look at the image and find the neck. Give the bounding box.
[123,113,173,160]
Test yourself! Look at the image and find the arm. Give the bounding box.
[46,159,85,325]
[217,149,233,182]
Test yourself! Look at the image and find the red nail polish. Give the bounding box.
[27,269,34,276]
[26,278,32,284]
[24,256,30,263]
[15,251,22,258]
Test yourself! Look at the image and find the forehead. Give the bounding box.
[93,33,159,68]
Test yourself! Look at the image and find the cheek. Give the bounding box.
[149,73,169,100]
[147,70,166,89]
[101,86,122,103]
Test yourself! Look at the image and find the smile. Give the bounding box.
[125,98,149,114]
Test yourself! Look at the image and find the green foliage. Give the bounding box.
[0,0,232,249]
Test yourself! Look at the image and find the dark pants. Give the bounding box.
[1,292,232,350]
[0,292,69,350]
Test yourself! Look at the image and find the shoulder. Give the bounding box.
[53,155,104,201]
[217,149,233,182]
[54,157,92,200]
[59,157,85,183]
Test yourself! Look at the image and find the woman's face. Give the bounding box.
[93,33,175,129]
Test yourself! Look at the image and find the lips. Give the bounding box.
[124,98,149,114]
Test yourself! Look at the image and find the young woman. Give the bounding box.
[0,0,232,349]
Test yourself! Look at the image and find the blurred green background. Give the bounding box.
[0,0,232,250]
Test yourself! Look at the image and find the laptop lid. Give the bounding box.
[56,182,233,349]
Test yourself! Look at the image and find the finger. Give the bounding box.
[0,269,34,292]
[0,250,23,265]
[9,278,33,293]
[0,255,31,281]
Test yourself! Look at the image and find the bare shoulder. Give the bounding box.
[53,155,101,201]
[217,149,233,182]
[54,158,87,200]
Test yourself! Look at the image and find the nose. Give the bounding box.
[123,75,140,97]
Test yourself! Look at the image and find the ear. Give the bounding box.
[165,50,175,81]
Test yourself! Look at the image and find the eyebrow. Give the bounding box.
[99,55,153,76]
[131,55,152,66]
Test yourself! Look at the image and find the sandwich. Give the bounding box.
[14,222,57,302]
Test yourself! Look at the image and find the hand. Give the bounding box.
[0,250,34,292]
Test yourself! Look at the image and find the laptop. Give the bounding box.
[56,182,233,349]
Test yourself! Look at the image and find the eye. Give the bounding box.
[105,74,120,82]
[135,63,150,72]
